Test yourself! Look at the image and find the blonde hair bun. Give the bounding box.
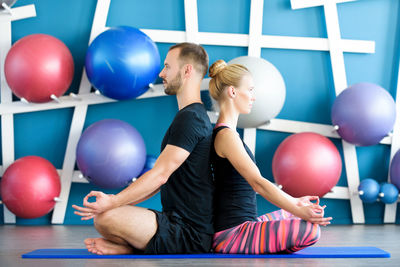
[209,59,227,78]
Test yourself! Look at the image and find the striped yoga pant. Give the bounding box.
[213,209,321,254]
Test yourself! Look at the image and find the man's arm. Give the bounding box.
[128,188,160,206]
[114,144,190,205]
[73,144,190,219]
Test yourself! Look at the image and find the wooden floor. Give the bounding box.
[0,224,398,267]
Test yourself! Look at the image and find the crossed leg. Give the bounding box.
[85,205,157,255]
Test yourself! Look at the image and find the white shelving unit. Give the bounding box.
[1,0,398,224]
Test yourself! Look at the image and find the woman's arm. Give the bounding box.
[215,129,331,225]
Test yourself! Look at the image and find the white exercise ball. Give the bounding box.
[0,0,18,10]
[227,56,286,128]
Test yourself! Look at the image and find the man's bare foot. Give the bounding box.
[84,238,136,255]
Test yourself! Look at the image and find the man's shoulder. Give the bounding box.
[171,105,212,137]
[179,103,206,114]
[177,103,210,122]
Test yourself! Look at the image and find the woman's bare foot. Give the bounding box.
[84,237,136,255]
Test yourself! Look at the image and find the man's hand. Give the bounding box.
[72,191,116,220]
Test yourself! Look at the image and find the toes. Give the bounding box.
[85,238,97,253]
[91,247,103,255]
[84,238,95,246]
[97,250,104,255]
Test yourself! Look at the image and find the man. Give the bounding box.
[73,43,214,254]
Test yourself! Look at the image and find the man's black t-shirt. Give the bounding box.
[160,102,214,234]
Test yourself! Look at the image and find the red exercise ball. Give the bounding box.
[4,34,74,103]
[272,132,342,198]
[0,156,61,219]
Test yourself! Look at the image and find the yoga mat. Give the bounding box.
[22,246,390,259]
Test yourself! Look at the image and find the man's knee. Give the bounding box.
[93,206,158,250]
[94,208,119,231]
[94,206,156,234]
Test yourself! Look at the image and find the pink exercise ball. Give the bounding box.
[4,34,74,103]
[272,132,342,197]
[0,156,61,219]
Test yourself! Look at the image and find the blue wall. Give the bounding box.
[0,0,399,225]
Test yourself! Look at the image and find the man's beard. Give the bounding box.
[164,73,182,95]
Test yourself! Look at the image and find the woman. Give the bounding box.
[208,60,332,254]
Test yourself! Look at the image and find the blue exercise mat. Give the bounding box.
[22,246,390,259]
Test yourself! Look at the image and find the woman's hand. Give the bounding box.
[296,195,320,207]
[295,196,332,226]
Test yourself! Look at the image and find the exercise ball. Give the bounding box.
[85,26,160,100]
[0,0,17,9]
[331,83,395,146]
[76,119,146,189]
[358,178,379,203]
[272,132,342,198]
[140,155,157,175]
[4,34,74,103]
[389,149,400,191]
[0,156,61,219]
[226,56,286,128]
[379,183,399,204]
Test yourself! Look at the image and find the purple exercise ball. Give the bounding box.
[331,83,396,146]
[76,119,146,189]
[390,150,400,191]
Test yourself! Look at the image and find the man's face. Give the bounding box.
[159,48,183,95]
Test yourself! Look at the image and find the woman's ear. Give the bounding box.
[227,86,236,99]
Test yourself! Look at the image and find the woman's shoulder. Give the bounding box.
[214,127,242,151]
[215,126,240,137]
[214,126,236,139]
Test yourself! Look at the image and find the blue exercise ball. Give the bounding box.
[379,183,399,204]
[76,119,146,189]
[358,178,380,203]
[85,26,160,100]
[331,83,396,146]
[140,155,157,175]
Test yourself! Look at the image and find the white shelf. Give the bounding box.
[2,0,397,225]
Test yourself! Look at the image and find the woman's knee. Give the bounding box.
[303,223,321,247]
[311,224,321,244]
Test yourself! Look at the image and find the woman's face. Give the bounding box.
[234,74,255,114]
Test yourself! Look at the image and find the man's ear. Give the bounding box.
[183,64,193,77]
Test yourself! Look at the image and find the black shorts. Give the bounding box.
[144,210,213,254]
